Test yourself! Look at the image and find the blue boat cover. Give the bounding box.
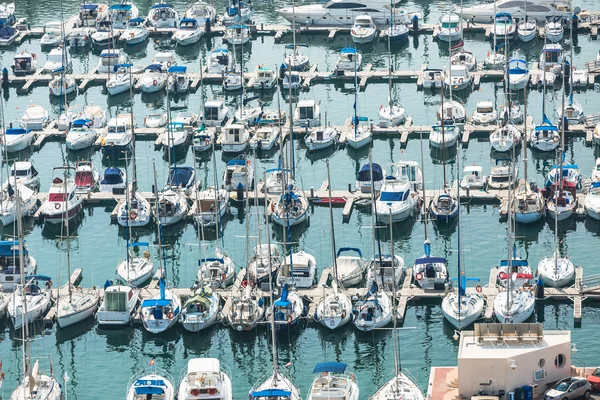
[167,166,194,188]
[145,64,163,71]
[101,168,124,184]
[198,257,224,265]
[414,257,447,265]
[5,128,28,135]
[180,18,197,25]
[128,17,145,23]
[357,163,383,182]
[25,274,52,281]
[135,386,165,395]
[313,362,347,374]
[592,182,600,189]
[167,65,187,73]
[212,48,228,53]
[151,3,173,8]
[81,4,99,10]
[336,247,362,258]
[142,299,171,307]
[499,259,529,267]
[550,164,578,169]
[109,4,132,11]
[250,389,292,398]
[285,44,308,49]
[495,12,512,19]
[340,47,357,54]
[274,284,290,307]
[72,119,91,127]
[0,27,16,38]
[227,159,247,166]
[0,240,27,255]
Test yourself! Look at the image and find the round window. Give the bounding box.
[538,359,545,368]
[554,354,566,369]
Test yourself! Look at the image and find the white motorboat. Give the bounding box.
[351,14,377,44]
[356,162,385,194]
[2,121,35,152]
[97,49,125,73]
[252,65,277,90]
[74,160,99,194]
[161,122,188,149]
[269,189,309,228]
[223,0,253,25]
[0,25,17,46]
[0,184,38,226]
[307,362,359,400]
[369,254,405,290]
[106,66,132,95]
[141,277,181,333]
[444,64,472,91]
[223,70,243,91]
[305,126,338,151]
[57,111,76,132]
[12,50,37,76]
[117,190,152,227]
[167,66,191,93]
[437,99,466,124]
[77,2,109,27]
[293,100,320,127]
[221,124,249,153]
[145,113,168,128]
[197,254,235,289]
[155,189,188,226]
[101,116,133,154]
[442,275,485,329]
[107,2,140,29]
[5,161,40,190]
[507,59,530,91]
[173,18,203,45]
[83,103,108,128]
[436,13,462,43]
[374,175,419,224]
[572,69,588,89]
[277,250,316,288]
[492,12,517,40]
[147,2,179,28]
[249,126,279,151]
[223,23,249,45]
[461,0,576,23]
[65,119,96,150]
[484,51,506,70]
[223,158,253,190]
[315,279,352,330]
[177,358,233,400]
[490,124,522,152]
[139,64,167,93]
[127,368,175,400]
[335,247,367,287]
[539,44,564,75]
[413,253,448,290]
[423,68,443,89]
[518,19,537,42]
[8,275,52,328]
[152,52,177,71]
[493,287,535,323]
[487,159,518,190]
[207,48,233,74]
[353,287,392,332]
[40,21,64,47]
[585,182,600,220]
[68,27,92,47]
[530,119,560,152]
[0,240,38,292]
[39,166,83,224]
[460,165,486,190]
[450,50,477,72]
[185,1,216,24]
[21,103,49,131]
[282,71,301,91]
[336,47,362,71]
[49,74,77,97]
[116,243,155,287]
[537,250,574,288]
[226,285,264,331]
[120,17,149,45]
[42,48,72,74]
[544,19,564,42]
[429,124,460,149]
[472,101,497,125]
[180,285,220,332]
[100,168,126,194]
[96,283,139,326]
[512,180,545,224]
[546,189,577,221]
[173,111,198,127]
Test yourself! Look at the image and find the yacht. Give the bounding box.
[0,240,38,292]
[107,1,140,29]
[436,13,462,43]
[413,253,448,290]
[223,158,253,190]
[293,100,320,128]
[126,368,175,400]
[91,20,116,47]
[512,180,545,224]
[451,50,477,72]
[117,191,152,227]
[180,285,220,332]
[518,19,537,42]
[106,66,132,95]
[185,1,216,25]
[282,44,310,72]
[74,160,100,194]
[546,188,577,222]
[21,104,49,131]
[8,275,52,327]
[429,192,459,222]
[429,125,460,149]
[537,250,575,288]
[539,44,564,74]
[141,278,181,334]
[147,2,179,28]
[2,121,35,153]
[487,159,518,190]
[5,161,40,190]
[161,122,188,150]
[374,175,419,224]
[173,18,203,45]
[492,12,517,40]
[252,65,277,90]
[39,166,83,224]
[76,2,108,27]
[223,0,253,25]
[493,286,535,323]
[42,48,72,74]
[353,288,392,331]
[277,250,316,288]
[507,59,530,91]
[356,163,385,194]
[472,101,497,125]
[221,124,249,153]
[368,254,405,290]
[155,189,188,226]
[444,64,471,91]
[336,47,362,71]
[207,48,233,74]
[12,51,37,76]
[49,74,77,97]
[460,165,486,190]
[139,64,167,93]
[308,362,359,400]
[97,49,125,73]
[437,99,466,124]
[585,182,600,220]
[120,17,149,45]
[270,189,309,228]
[249,126,279,151]
[461,0,576,23]
[224,24,249,46]
[351,14,377,44]
[41,21,63,47]
[116,243,155,287]
[96,283,139,326]
[197,254,236,288]
[266,284,305,332]
[0,184,37,226]
[530,119,560,152]
[200,100,230,127]
[177,358,233,400]
[102,116,133,154]
[0,26,17,46]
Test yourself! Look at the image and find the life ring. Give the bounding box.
[1,371,4,380]
[54,203,61,209]
[475,284,482,293]
[221,272,227,281]
[153,79,158,86]
[454,25,459,32]
[321,372,328,377]
[287,315,292,324]
[130,32,135,37]
[167,61,172,67]
[129,210,138,220]
[341,310,347,319]
[553,135,559,142]
[166,311,174,319]
[415,272,424,281]
[89,119,94,126]
[143,250,151,259]
[241,279,248,288]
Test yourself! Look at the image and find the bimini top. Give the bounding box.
[109,3,132,11]
[100,49,121,57]
[188,358,220,374]
[179,18,198,25]
[151,3,173,8]
[128,17,145,24]
[340,47,358,54]
[499,259,529,267]
[508,59,528,74]
[313,362,347,374]
[414,256,447,265]
[167,65,187,73]
[145,64,164,72]
[80,4,98,10]
[495,12,513,19]
[249,389,292,398]
[285,43,308,49]
[133,379,166,395]
[25,274,52,281]
[211,47,229,53]
[227,159,248,167]
[0,240,27,255]
[357,163,383,181]
[72,119,92,127]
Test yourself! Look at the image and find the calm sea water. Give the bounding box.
[1,0,600,398]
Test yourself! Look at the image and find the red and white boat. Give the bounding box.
[74,160,100,194]
[39,166,84,224]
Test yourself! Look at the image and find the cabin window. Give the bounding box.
[554,354,566,368]
[538,358,545,368]
[104,292,126,311]
[49,193,66,202]
[325,2,365,9]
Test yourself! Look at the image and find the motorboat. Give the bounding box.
[282,71,301,91]
[97,49,125,73]
[585,182,600,220]
[511,180,545,224]
[77,3,108,27]
[180,285,220,332]
[307,362,359,400]
[487,159,518,190]
[101,116,133,154]
[507,59,530,91]
[471,101,497,125]
[145,113,168,128]
[351,14,377,44]
[269,189,310,228]
[492,12,517,40]
[0,26,17,45]
[107,2,140,29]
[490,124,522,152]
[249,126,279,151]
[117,191,152,227]
[39,166,84,224]
[96,283,139,326]
[437,99,466,124]
[277,250,316,288]
[120,17,149,45]
[572,69,588,89]
[139,64,167,93]
[546,188,577,221]
[116,243,155,287]
[429,192,459,223]
[335,247,367,287]
[49,74,77,97]
[155,189,189,226]
[185,1,216,25]
[544,19,564,42]
[106,66,132,95]
[223,158,253,190]
[429,125,460,149]
[147,2,179,28]
[266,284,305,332]
[436,13,462,43]
[177,358,233,400]
[293,100,321,128]
[539,44,564,75]
[197,254,235,289]
[374,175,419,224]
[207,48,233,74]
[0,240,38,292]
[451,51,477,72]
[537,250,574,288]
[91,20,117,47]
[518,19,537,42]
[356,163,385,194]
[223,0,253,25]
[353,287,392,332]
[545,164,581,188]
[224,24,249,45]
[161,122,188,150]
[192,129,213,153]
[0,2,16,27]
[83,103,107,128]
[12,50,37,75]
[444,64,472,91]
[493,286,535,323]
[8,275,52,327]
[74,160,100,194]
[5,161,40,190]
[165,166,195,190]
[422,68,443,89]
[441,275,485,329]
[304,126,338,152]
[57,111,77,132]
[315,279,352,330]
[0,184,37,226]
[40,21,64,47]
[2,121,34,153]
[413,246,448,289]
[21,103,49,130]
[152,52,177,71]
[499,103,524,125]
[461,0,575,23]
[258,109,286,126]
[65,119,96,150]
[99,167,126,193]
[223,70,243,91]
[221,124,249,154]
[252,65,277,90]
[460,165,486,190]
[336,47,362,71]
[174,109,198,125]
[141,277,181,333]
[368,254,405,290]
[173,18,203,45]
[281,44,310,72]
[126,367,175,400]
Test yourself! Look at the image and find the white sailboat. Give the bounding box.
[141,276,181,334]
[379,14,406,128]
[347,60,372,150]
[352,281,392,331]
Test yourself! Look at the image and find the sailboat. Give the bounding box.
[233,30,262,126]
[441,156,484,329]
[127,361,175,400]
[347,55,372,150]
[352,280,392,331]
[281,1,309,72]
[484,0,506,69]
[558,23,584,124]
[537,245,575,288]
[266,283,305,333]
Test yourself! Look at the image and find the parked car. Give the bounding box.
[586,368,600,392]
[545,377,591,400]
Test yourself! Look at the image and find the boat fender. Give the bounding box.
[458,77,463,83]
[341,310,347,319]
[46,280,52,288]
[153,79,158,86]
[221,272,227,281]
[89,119,94,126]
[54,203,61,209]
[241,279,248,288]
[553,135,559,142]
[498,271,508,280]
[350,372,355,381]
[143,250,151,259]
[287,315,292,324]
[475,284,482,293]
[415,272,423,281]
[454,25,459,32]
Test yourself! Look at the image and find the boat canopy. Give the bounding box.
[227,159,247,167]
[495,12,513,19]
[135,386,165,395]
[101,168,124,184]
[134,380,166,395]
[357,163,383,182]
[340,47,358,54]
[508,59,528,74]
[25,274,52,281]
[550,164,579,169]
[81,4,99,10]
[336,247,362,258]
[274,284,290,307]
[145,64,163,71]
[5,127,28,135]
[100,49,121,57]
[211,47,228,53]
[109,4,132,11]
[180,18,197,26]
[128,17,145,23]
[198,257,224,265]
[250,390,292,398]
[127,242,150,248]
[0,240,26,255]
[499,259,529,267]
[184,294,211,308]
[168,65,187,73]
[167,166,194,188]
[285,44,308,49]
[141,299,172,307]
[414,257,447,265]
[72,119,92,127]
[313,362,347,374]
[151,3,173,8]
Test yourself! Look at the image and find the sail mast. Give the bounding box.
[326,161,337,281]
[264,173,279,380]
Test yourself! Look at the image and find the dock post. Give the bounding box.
[310,187,314,198]
[348,183,352,193]
[412,15,419,32]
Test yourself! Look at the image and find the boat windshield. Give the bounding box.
[478,107,493,113]
[49,193,66,202]
[442,22,458,29]
[379,191,408,202]
[204,106,220,120]
[108,125,127,133]
[592,368,600,377]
